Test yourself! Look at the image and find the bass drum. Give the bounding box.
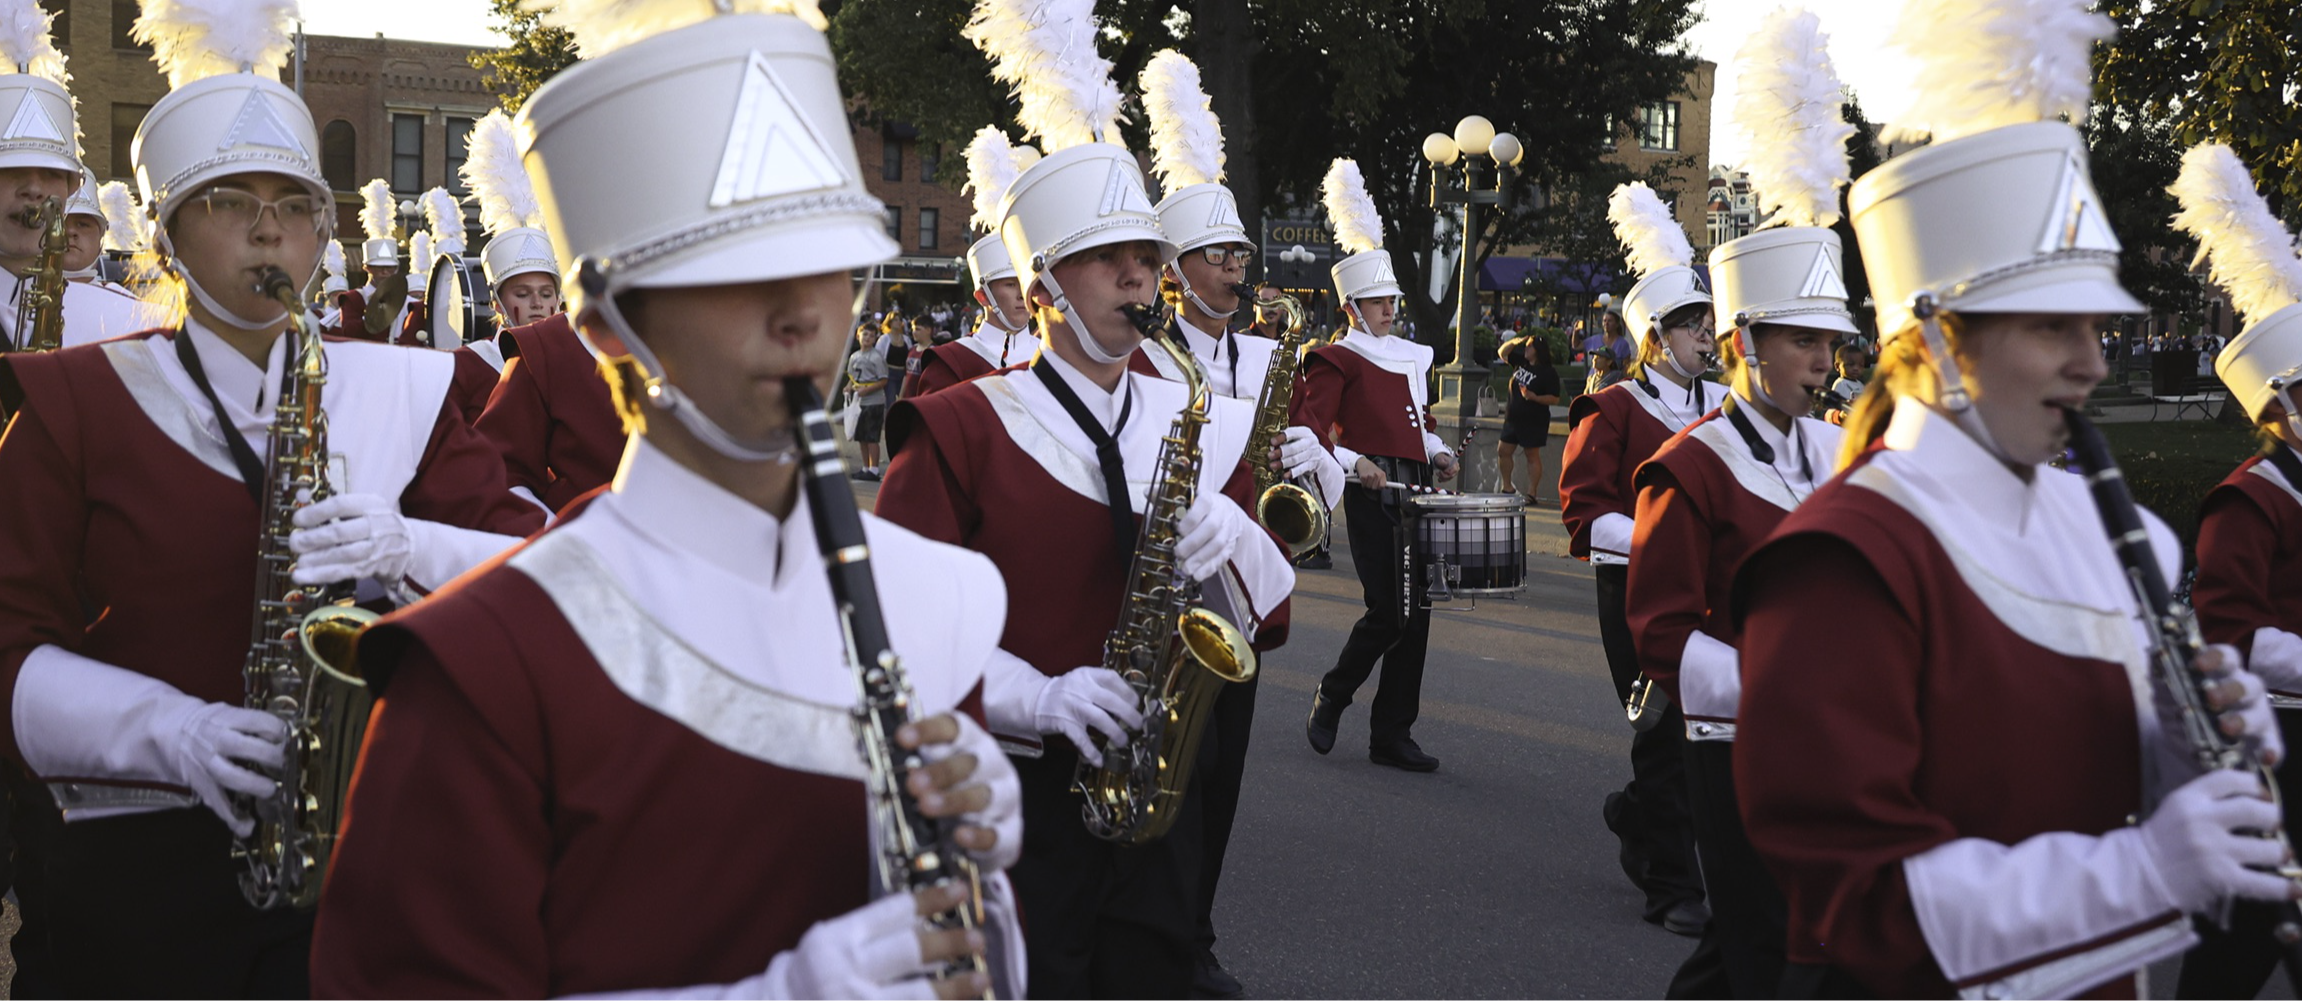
[424,254,494,351]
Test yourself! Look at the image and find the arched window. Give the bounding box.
[321,120,357,191]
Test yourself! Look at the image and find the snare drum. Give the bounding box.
[424,253,495,351]
[1411,492,1526,599]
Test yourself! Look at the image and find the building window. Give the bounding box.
[918,208,938,251]
[920,142,940,184]
[320,121,357,191]
[109,103,149,180]
[445,117,474,194]
[1638,101,1680,152]
[882,138,902,182]
[110,0,143,49]
[884,205,901,242]
[38,0,65,47]
[391,114,424,192]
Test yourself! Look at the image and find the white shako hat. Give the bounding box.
[960,124,1035,290]
[1322,158,1400,305]
[519,4,894,299]
[64,168,100,220]
[1141,50,1249,255]
[0,0,79,178]
[2171,144,2302,422]
[320,239,347,295]
[1848,0,2140,419]
[1608,182,1709,350]
[357,177,397,267]
[969,0,1175,334]
[129,0,326,230]
[459,108,559,289]
[1709,8,1859,353]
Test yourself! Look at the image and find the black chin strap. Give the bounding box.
[2266,440,2302,495]
[1723,392,1813,484]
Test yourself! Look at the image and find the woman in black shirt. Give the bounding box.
[1498,334,1562,504]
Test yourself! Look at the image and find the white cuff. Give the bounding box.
[1589,511,1635,562]
[1333,443,1363,480]
[402,518,524,596]
[979,648,1049,755]
[1904,831,2195,1000]
[509,485,556,523]
[1214,519,1296,639]
[1310,446,1346,509]
[1677,631,1740,724]
[1423,430,1452,462]
[14,645,191,783]
[2249,626,2302,696]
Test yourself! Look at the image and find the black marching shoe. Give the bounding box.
[1368,737,1440,772]
[1305,691,1342,755]
[1658,897,1710,937]
[1191,950,1246,999]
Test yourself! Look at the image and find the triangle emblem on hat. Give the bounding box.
[222,91,309,156]
[2,91,64,145]
[2037,152,2122,255]
[709,52,849,208]
[513,232,554,265]
[1098,161,1156,218]
[1799,245,1847,299]
[1206,193,1242,231]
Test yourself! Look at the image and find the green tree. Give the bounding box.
[469,0,579,112]
[2096,0,2302,219]
[2081,104,2201,318]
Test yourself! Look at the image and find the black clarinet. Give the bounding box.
[2063,407,2302,974]
[785,376,997,999]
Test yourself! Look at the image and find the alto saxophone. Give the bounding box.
[9,195,68,353]
[1073,304,1258,845]
[235,266,378,911]
[1241,286,1329,555]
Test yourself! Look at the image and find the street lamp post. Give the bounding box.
[1425,115,1522,420]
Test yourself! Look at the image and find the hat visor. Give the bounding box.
[1345,282,1404,302]
[1051,222,1180,268]
[0,151,83,176]
[489,262,560,289]
[1172,230,1257,255]
[1752,311,1859,335]
[626,217,900,291]
[1951,275,2145,318]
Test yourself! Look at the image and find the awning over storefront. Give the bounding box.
[1476,257,1709,297]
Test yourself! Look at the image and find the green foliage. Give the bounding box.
[2082,105,2204,317]
[2097,0,2302,219]
[468,0,578,112]
[2096,417,2260,551]
[828,0,1027,179]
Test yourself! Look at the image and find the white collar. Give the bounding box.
[1880,395,2037,527]
[1032,343,1132,433]
[1636,372,1718,428]
[605,435,793,590]
[1338,326,1421,363]
[1178,315,1227,359]
[180,318,288,418]
[1731,386,1812,484]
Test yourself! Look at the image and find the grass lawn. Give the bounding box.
[2093,417,2261,552]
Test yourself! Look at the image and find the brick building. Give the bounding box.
[850,119,975,310]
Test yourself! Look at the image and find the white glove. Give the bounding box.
[1278,426,1327,479]
[1035,668,1143,767]
[2249,627,2302,695]
[290,493,413,587]
[13,647,286,836]
[921,714,1024,870]
[758,893,941,1001]
[2136,768,2295,914]
[1174,492,1255,583]
[2199,643,2284,767]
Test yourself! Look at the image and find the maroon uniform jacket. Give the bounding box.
[1560,378,1723,561]
[447,344,503,424]
[2195,453,2302,669]
[902,338,1004,398]
[1296,344,1434,462]
[474,313,624,513]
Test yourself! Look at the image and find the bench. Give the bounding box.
[2151,392,2225,421]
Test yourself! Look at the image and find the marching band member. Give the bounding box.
[394,186,463,348]
[442,109,565,424]
[473,307,624,512]
[878,0,1293,992]
[0,1,543,993]
[902,126,1038,399]
[334,178,406,342]
[2170,143,2302,1000]
[1558,180,1721,935]
[60,172,104,282]
[316,238,348,323]
[400,229,432,345]
[1295,159,1456,773]
[1734,3,2294,995]
[57,171,163,345]
[310,5,1029,996]
[1626,13,1852,993]
[0,4,80,351]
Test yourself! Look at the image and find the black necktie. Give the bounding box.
[175,328,271,505]
[1032,359,1136,560]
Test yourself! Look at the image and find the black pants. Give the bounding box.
[1594,563,1703,917]
[1320,484,1431,747]
[5,761,61,1000]
[1008,747,1202,999]
[43,808,313,998]
[1193,671,1257,956]
[2177,708,2302,998]
[1666,739,1787,999]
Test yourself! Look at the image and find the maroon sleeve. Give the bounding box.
[1626,459,1710,702]
[1294,352,1346,452]
[1734,532,1949,996]
[473,354,554,504]
[1219,457,1291,652]
[398,300,430,348]
[1557,391,1625,560]
[447,349,501,425]
[875,398,983,548]
[401,395,548,538]
[0,359,91,764]
[313,620,552,998]
[2194,480,2281,656]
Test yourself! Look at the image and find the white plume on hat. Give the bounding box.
[97,181,142,252]
[1608,182,1693,277]
[1733,8,1853,229]
[322,238,346,287]
[2171,144,2302,326]
[462,109,543,236]
[422,186,464,252]
[1141,49,1223,189]
[409,230,431,271]
[1884,0,2110,145]
[963,125,1033,233]
[966,0,1126,152]
[1322,158,1384,254]
[360,179,394,242]
[533,0,826,58]
[132,0,300,88]
[0,0,68,84]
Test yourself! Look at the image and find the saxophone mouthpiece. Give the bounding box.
[1225,282,1254,302]
[1117,302,1164,338]
[255,266,299,305]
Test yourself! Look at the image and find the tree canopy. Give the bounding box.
[469,0,579,112]
[2096,0,2301,219]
